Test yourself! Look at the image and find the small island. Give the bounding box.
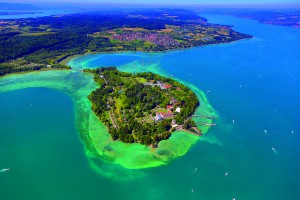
[85,67,200,147]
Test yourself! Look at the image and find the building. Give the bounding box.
[159,110,174,119]
[175,107,181,113]
[167,105,173,110]
[170,97,178,104]
[155,112,163,122]
[172,119,176,125]
[172,124,179,128]
[162,83,172,89]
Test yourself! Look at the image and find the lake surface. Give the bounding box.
[1,14,300,199]
[0,9,75,19]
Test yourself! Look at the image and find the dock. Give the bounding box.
[193,115,217,119]
[200,123,216,127]
[176,126,202,136]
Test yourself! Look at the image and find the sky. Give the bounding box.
[2,0,300,5]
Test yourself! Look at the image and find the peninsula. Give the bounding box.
[85,67,200,146]
[0,8,252,76]
[237,11,300,29]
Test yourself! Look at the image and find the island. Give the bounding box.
[0,8,221,169]
[0,8,252,76]
[85,67,200,147]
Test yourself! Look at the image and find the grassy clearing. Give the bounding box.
[120,77,132,85]
[156,108,167,113]
[136,77,147,83]
[114,97,124,116]
[137,114,153,123]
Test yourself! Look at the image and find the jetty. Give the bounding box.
[176,126,202,136]
[200,123,217,127]
[193,115,217,119]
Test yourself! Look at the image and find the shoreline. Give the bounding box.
[77,59,217,169]
[0,50,217,170]
[0,67,71,78]
[61,36,253,67]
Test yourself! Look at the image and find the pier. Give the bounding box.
[193,115,217,119]
[200,123,217,127]
[176,126,202,136]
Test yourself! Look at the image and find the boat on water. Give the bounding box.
[272,147,278,154]
[1,168,10,172]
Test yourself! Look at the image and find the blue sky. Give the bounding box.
[3,0,300,4]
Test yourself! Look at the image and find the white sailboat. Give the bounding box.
[1,168,10,173]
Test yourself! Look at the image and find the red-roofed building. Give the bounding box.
[159,110,174,119]
[162,83,172,89]
[167,105,173,110]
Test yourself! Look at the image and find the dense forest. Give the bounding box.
[86,67,199,146]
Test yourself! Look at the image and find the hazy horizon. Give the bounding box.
[1,0,300,6]
[1,1,300,10]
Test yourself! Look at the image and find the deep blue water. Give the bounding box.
[69,14,300,199]
[0,14,300,200]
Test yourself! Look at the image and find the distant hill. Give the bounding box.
[0,2,37,10]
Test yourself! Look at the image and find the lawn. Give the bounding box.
[137,114,154,123]
[156,108,167,113]
[114,97,124,116]
[136,77,147,83]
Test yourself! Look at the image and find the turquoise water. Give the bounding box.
[1,14,300,199]
[0,88,125,199]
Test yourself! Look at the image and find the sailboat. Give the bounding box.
[1,168,10,173]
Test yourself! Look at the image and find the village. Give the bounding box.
[87,23,251,52]
[111,31,179,47]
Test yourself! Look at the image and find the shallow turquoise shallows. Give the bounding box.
[1,14,300,199]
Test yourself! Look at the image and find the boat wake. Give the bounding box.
[272,147,279,154]
[193,168,198,173]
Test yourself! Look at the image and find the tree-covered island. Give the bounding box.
[85,67,200,147]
